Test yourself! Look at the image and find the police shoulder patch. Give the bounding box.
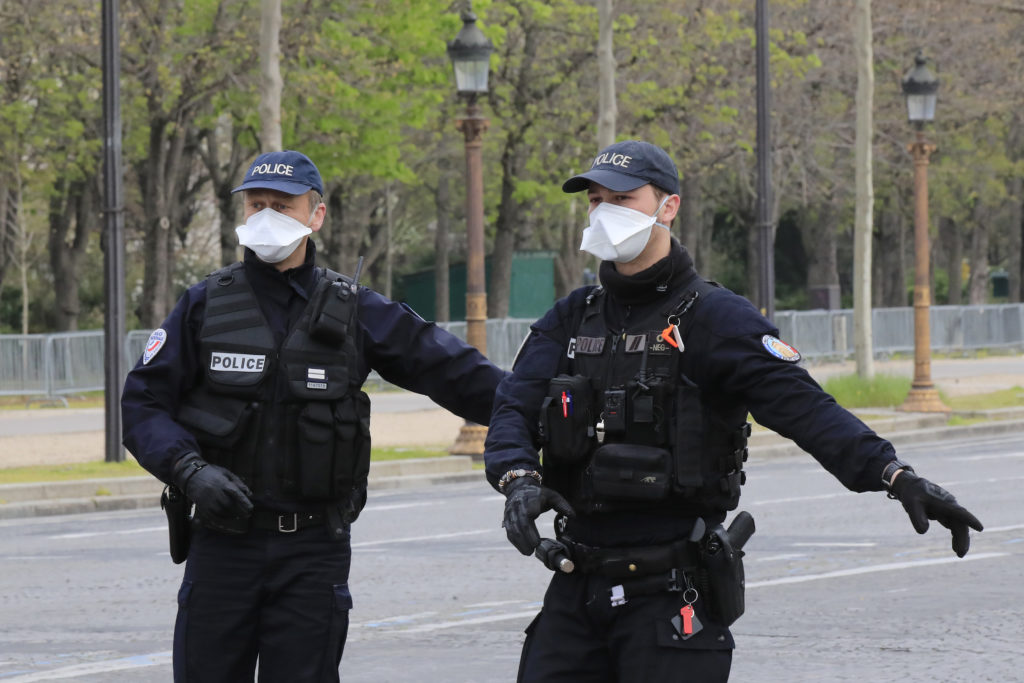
[143,328,168,365]
[761,335,801,362]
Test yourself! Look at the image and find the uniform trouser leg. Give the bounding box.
[174,525,262,683]
[256,526,352,683]
[173,523,353,683]
[519,572,734,683]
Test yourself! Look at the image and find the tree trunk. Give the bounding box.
[873,204,906,307]
[259,0,283,152]
[940,216,963,305]
[433,161,452,322]
[1007,175,1022,302]
[48,176,96,331]
[490,137,522,319]
[800,202,840,308]
[852,0,874,377]
[679,173,705,271]
[967,204,990,304]
[596,0,616,149]
[555,194,584,299]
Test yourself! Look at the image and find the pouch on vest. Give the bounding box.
[308,279,357,345]
[589,443,671,501]
[539,374,596,465]
[672,375,705,492]
[177,393,257,477]
[332,391,372,506]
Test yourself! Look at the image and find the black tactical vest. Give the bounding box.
[176,263,370,508]
[542,281,749,515]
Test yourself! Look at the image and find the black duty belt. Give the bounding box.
[197,508,326,534]
[561,538,699,581]
[250,509,325,533]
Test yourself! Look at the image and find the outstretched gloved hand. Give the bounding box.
[502,476,575,555]
[172,452,253,519]
[890,471,983,557]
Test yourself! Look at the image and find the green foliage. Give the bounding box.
[822,373,912,409]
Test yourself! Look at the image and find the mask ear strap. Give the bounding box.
[653,194,672,230]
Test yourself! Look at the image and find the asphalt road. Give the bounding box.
[1,430,1022,682]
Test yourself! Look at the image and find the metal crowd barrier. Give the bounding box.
[5,303,1024,402]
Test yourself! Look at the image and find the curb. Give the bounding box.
[0,456,480,521]
[4,419,1024,520]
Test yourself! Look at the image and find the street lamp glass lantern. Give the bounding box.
[447,8,494,96]
[902,51,939,124]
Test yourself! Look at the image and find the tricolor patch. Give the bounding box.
[762,335,801,363]
[142,329,167,365]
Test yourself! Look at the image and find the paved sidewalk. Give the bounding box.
[3,354,1024,519]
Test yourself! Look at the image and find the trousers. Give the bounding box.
[518,570,733,682]
[173,521,353,682]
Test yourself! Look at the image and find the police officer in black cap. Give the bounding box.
[484,140,983,681]
[122,150,505,682]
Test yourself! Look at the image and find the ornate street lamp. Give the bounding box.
[898,51,948,413]
[448,4,494,455]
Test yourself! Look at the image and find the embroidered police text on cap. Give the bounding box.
[232,150,324,196]
[562,140,679,195]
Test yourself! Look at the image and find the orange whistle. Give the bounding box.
[662,324,679,349]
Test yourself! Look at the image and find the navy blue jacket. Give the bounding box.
[123,243,506,491]
[485,242,896,501]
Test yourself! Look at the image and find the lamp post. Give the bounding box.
[447,4,494,455]
[898,51,949,413]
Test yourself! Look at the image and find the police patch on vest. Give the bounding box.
[648,332,674,356]
[142,328,167,365]
[210,352,266,372]
[623,334,647,353]
[307,367,327,390]
[574,336,606,355]
[762,335,801,362]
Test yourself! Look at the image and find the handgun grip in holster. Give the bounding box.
[699,511,755,627]
[161,485,192,564]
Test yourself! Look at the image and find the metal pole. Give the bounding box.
[102,0,127,461]
[449,97,490,456]
[899,130,948,413]
[755,0,775,321]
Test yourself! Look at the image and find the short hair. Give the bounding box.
[309,191,322,212]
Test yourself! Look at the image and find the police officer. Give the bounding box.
[122,150,505,682]
[484,140,983,682]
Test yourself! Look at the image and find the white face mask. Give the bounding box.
[579,196,670,263]
[235,206,317,264]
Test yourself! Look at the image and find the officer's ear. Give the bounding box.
[657,193,681,225]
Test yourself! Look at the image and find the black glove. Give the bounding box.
[502,476,575,555]
[172,452,253,519]
[890,471,983,558]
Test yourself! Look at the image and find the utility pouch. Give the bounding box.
[308,278,357,344]
[296,402,336,499]
[539,374,596,465]
[699,511,755,626]
[589,443,671,501]
[161,485,191,564]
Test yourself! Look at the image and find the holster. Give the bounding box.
[161,485,191,564]
[699,511,755,627]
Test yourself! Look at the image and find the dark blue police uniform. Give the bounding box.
[123,242,504,682]
[484,240,897,682]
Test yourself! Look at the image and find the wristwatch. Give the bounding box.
[498,468,542,492]
[881,459,914,489]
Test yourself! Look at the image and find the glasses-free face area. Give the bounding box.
[586,182,679,224]
[243,189,324,230]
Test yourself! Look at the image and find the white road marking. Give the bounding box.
[0,651,171,682]
[791,542,876,548]
[747,552,1008,589]
[352,529,493,548]
[49,526,164,540]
